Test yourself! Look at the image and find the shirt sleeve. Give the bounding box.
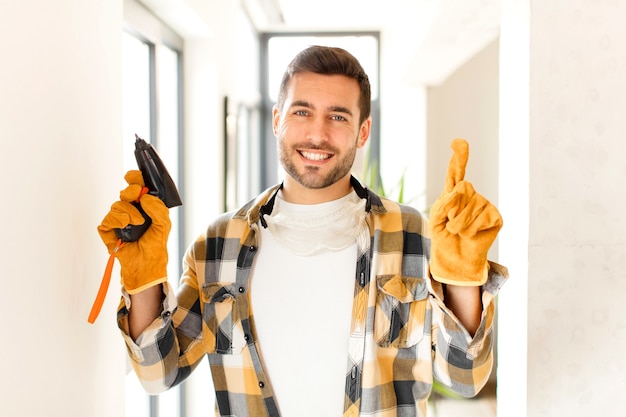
[117,242,206,395]
[429,261,508,397]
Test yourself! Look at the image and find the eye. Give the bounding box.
[294,109,309,116]
[330,114,347,122]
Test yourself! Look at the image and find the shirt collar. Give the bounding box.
[258,175,376,229]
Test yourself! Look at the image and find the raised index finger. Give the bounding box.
[444,139,469,193]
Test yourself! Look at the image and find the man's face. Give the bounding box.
[273,72,371,193]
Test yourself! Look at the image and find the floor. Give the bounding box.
[427,382,496,417]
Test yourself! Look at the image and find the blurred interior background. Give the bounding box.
[1,1,625,416]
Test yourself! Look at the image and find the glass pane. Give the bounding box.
[267,35,379,102]
[157,44,182,289]
[157,45,180,176]
[122,31,151,171]
[122,31,153,417]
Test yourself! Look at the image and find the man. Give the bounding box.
[99,45,508,417]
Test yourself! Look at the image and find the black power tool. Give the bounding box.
[114,134,182,242]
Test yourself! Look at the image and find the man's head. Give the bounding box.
[276,46,371,126]
[272,46,372,203]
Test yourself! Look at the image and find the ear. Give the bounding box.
[357,117,372,149]
[272,105,281,136]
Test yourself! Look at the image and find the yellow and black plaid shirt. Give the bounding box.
[118,177,508,417]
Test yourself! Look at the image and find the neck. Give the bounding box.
[281,174,353,204]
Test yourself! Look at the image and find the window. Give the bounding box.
[259,32,381,189]
[123,1,185,416]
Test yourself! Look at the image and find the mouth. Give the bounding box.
[299,150,333,162]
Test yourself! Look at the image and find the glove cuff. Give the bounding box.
[429,262,489,287]
[124,275,168,295]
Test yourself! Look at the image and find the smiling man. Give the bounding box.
[100,45,508,417]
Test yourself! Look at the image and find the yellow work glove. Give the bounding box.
[97,170,170,294]
[429,139,503,286]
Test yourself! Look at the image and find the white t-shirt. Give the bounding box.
[251,192,362,416]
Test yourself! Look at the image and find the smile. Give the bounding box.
[299,151,332,161]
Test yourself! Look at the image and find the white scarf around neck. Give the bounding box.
[262,190,370,256]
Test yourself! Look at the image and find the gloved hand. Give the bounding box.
[429,139,503,286]
[97,170,170,294]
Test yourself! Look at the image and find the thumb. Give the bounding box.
[139,194,170,228]
[443,139,469,194]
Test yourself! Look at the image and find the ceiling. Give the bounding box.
[247,0,501,86]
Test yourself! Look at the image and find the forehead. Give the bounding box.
[284,72,361,109]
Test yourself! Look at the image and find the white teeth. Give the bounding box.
[301,151,331,161]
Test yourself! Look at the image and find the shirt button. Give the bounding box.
[258,381,265,388]
[238,286,245,293]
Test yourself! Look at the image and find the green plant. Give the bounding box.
[360,148,406,204]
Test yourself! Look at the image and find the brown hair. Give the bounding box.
[276,45,371,125]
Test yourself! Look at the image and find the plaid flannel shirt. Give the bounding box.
[118,176,508,417]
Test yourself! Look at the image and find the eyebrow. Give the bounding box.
[290,100,354,116]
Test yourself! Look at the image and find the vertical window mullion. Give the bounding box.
[148,40,161,417]
[149,395,159,417]
[149,43,159,147]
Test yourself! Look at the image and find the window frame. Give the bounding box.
[123,1,186,416]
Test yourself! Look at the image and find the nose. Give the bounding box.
[305,116,330,145]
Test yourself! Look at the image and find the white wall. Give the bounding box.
[0,1,259,416]
[425,38,500,213]
[498,1,626,416]
[0,1,126,416]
